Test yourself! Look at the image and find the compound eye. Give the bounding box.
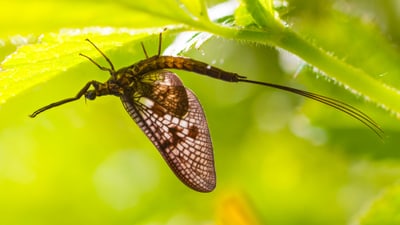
[85,91,96,100]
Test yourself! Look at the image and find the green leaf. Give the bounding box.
[240,0,277,28]
[0,1,172,36]
[0,27,183,104]
[177,0,210,21]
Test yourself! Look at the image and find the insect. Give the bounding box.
[30,32,383,192]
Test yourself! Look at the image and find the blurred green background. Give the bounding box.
[1,0,400,225]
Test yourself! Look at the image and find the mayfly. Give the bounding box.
[30,32,383,192]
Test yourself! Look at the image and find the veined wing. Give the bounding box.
[121,70,216,192]
[139,69,189,118]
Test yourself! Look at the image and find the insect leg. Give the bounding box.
[157,32,162,57]
[83,39,115,72]
[30,81,99,118]
[141,31,163,59]
[141,42,149,59]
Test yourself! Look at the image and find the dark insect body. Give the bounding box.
[30,33,383,192]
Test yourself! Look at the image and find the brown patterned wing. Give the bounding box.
[139,69,189,118]
[121,70,216,192]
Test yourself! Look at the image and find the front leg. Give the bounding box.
[30,80,105,118]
